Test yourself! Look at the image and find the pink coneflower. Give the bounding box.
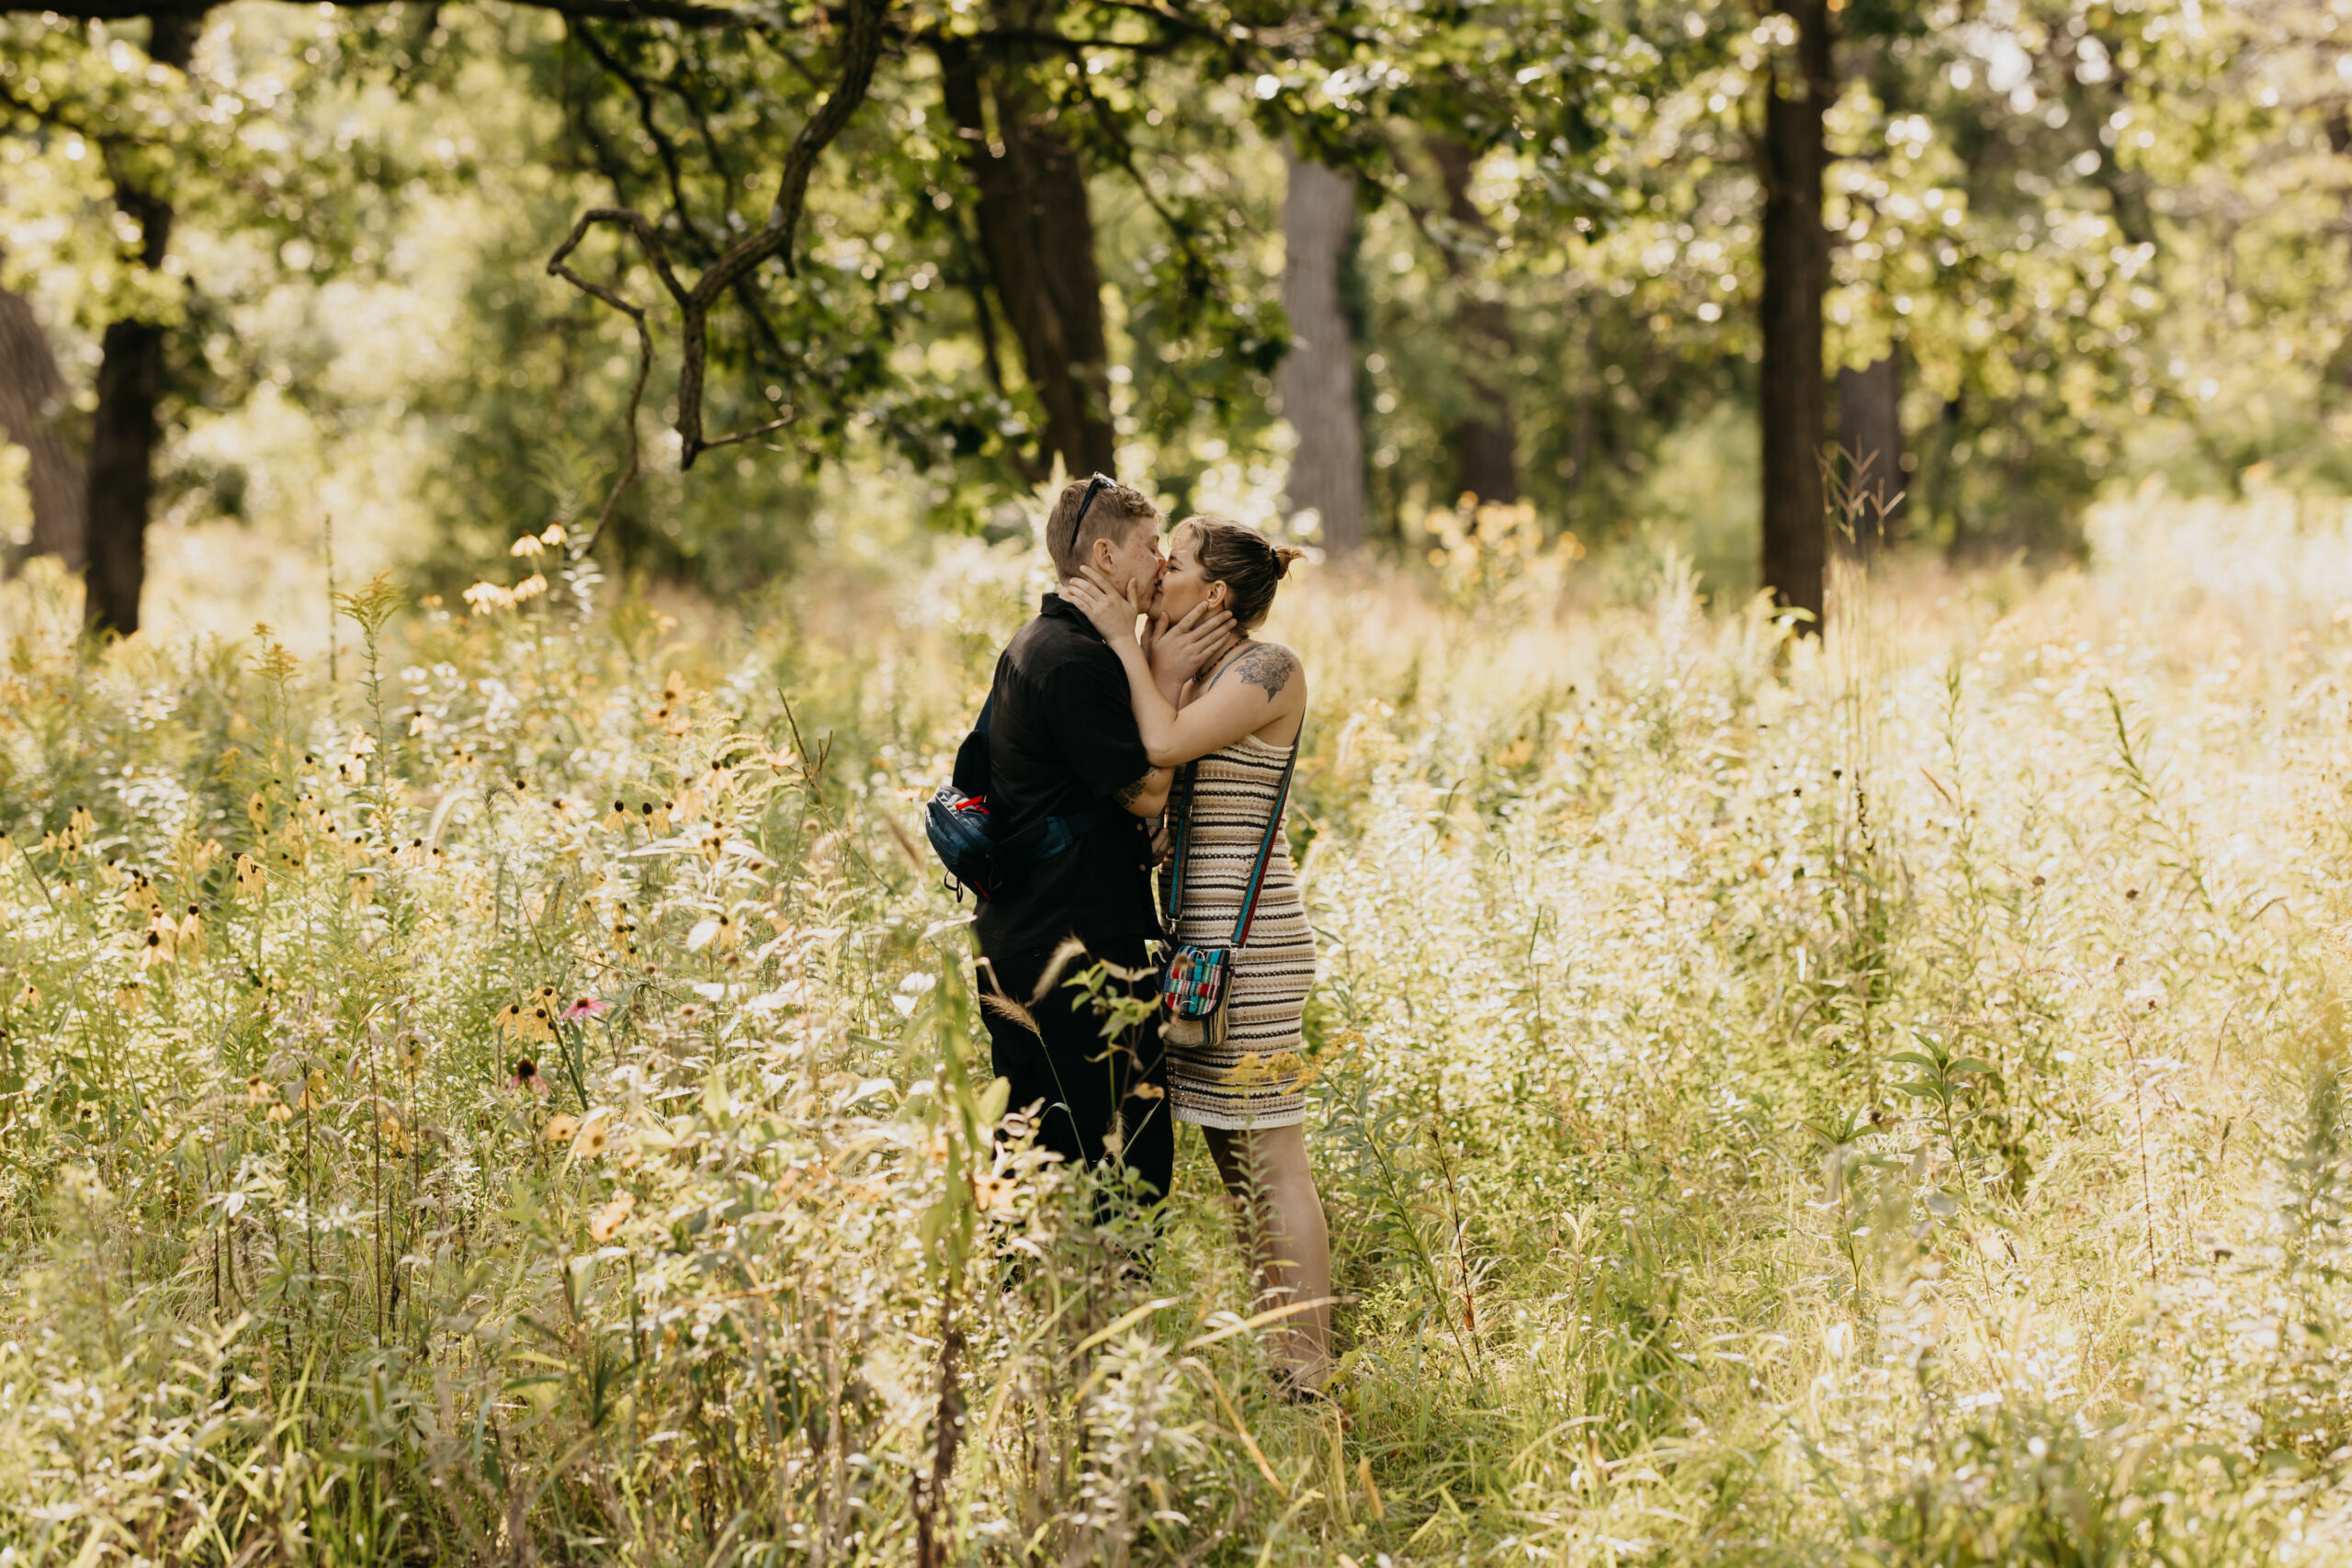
[562,995,607,1021]
[512,1058,551,1098]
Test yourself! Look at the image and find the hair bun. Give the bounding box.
[1272,544,1306,576]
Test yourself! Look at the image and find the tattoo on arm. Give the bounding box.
[1223,644,1297,701]
[1114,773,1152,808]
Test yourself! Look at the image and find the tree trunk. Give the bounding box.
[0,281,87,569]
[1836,352,1904,552]
[86,318,167,634]
[1758,0,1833,626]
[85,11,202,637]
[1427,135,1518,507]
[1277,146,1367,554]
[934,28,1115,480]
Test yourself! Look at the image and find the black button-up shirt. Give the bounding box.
[971,594,1161,957]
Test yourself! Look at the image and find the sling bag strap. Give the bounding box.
[953,692,1106,854]
[1166,712,1304,948]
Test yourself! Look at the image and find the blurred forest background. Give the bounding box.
[6,0,2350,635]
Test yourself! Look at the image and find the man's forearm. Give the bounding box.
[1114,764,1173,818]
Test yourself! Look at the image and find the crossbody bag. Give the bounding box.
[1159,719,1303,1047]
[924,694,1105,902]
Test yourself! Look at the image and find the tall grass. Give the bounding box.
[2,491,2351,1563]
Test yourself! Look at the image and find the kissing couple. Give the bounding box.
[966,472,1329,1389]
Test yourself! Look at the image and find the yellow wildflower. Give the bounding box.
[589,1191,635,1243]
[495,1000,557,1044]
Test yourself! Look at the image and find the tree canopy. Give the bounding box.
[3,0,2347,622]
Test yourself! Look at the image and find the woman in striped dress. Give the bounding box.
[1063,516,1329,1389]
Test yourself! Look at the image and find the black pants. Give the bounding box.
[976,937,1171,1208]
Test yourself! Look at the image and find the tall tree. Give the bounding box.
[1427,134,1519,506]
[1277,145,1366,553]
[1757,0,1833,624]
[0,281,85,568]
[934,23,1114,480]
[82,13,201,636]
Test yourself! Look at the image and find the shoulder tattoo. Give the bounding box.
[1227,643,1298,701]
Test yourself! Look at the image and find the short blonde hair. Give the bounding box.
[1046,475,1160,579]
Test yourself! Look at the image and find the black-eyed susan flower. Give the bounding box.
[687,912,741,953]
[543,1113,579,1145]
[494,999,557,1045]
[588,1191,634,1243]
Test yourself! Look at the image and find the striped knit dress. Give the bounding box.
[1159,733,1317,1130]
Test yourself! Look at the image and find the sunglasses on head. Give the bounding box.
[1057,473,1114,559]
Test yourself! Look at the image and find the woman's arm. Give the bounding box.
[1064,570,1305,767]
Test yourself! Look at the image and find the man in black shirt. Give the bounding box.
[973,474,1230,1208]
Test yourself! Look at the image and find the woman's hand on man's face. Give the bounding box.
[1063,566,1141,644]
[1143,598,1236,685]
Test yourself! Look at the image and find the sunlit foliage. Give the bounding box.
[3,499,2352,1560]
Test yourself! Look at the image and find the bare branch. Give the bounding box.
[546,0,888,494]
[544,214,657,553]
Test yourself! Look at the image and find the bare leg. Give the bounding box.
[1201,1122,1331,1384]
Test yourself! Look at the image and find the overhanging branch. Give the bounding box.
[546,0,888,536]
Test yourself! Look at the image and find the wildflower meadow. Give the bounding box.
[3,493,2352,1565]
